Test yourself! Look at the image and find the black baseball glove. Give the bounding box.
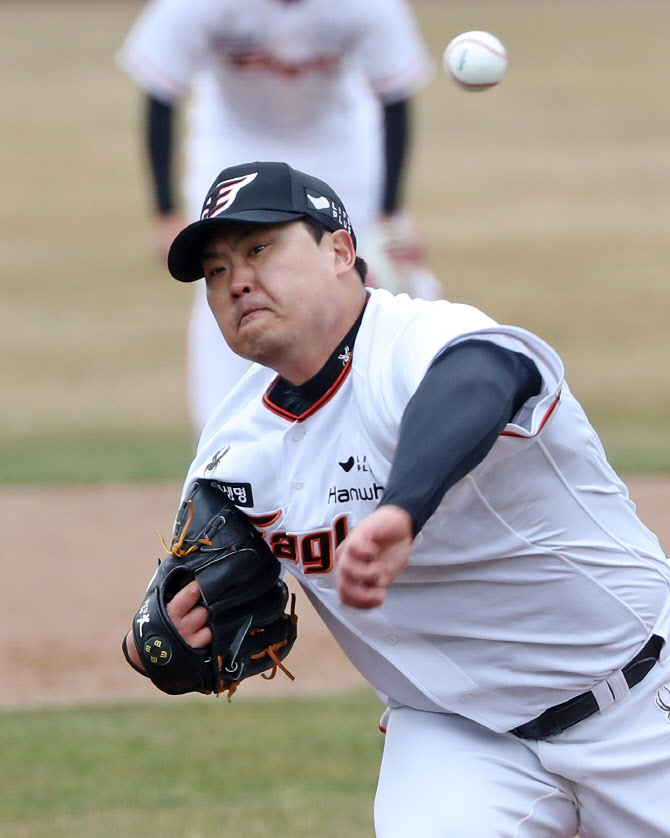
[129,479,297,699]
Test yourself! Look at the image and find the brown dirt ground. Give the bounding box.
[1,478,668,710]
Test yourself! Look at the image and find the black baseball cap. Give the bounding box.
[168,161,357,282]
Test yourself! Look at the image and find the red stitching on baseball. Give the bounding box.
[446,37,506,60]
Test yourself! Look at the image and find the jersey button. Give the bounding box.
[293,429,304,441]
[293,478,304,489]
[384,635,398,646]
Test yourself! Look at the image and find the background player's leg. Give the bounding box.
[374,707,578,838]
[187,281,253,436]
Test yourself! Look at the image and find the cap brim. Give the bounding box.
[167,210,307,282]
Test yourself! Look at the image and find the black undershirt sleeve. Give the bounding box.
[379,339,543,534]
[146,93,176,215]
[381,98,410,215]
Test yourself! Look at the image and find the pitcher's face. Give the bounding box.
[202,221,360,383]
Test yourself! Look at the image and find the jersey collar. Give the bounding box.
[262,297,367,422]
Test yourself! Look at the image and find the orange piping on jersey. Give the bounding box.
[262,356,353,422]
[501,392,561,438]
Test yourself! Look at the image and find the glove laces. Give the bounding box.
[157,499,214,558]
[216,594,298,701]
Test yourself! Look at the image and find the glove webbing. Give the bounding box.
[217,593,298,701]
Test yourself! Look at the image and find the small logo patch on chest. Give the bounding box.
[205,445,231,473]
[327,483,384,504]
[214,481,254,507]
[338,454,369,473]
[655,684,670,723]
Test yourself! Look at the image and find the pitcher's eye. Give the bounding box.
[205,265,226,279]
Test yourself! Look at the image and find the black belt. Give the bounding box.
[512,634,664,740]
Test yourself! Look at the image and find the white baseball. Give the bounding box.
[443,31,507,92]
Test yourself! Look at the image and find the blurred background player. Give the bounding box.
[117,0,439,436]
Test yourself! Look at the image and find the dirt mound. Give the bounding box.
[2,478,668,709]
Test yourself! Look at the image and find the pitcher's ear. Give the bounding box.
[331,229,357,276]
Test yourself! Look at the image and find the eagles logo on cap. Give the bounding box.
[202,173,259,220]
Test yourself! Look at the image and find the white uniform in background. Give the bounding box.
[117,0,435,433]
[171,288,670,837]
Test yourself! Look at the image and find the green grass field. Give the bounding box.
[0,691,383,838]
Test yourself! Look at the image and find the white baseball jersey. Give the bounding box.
[117,0,433,226]
[176,289,670,733]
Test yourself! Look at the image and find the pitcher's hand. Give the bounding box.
[165,581,212,648]
[123,580,211,672]
[336,505,414,608]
